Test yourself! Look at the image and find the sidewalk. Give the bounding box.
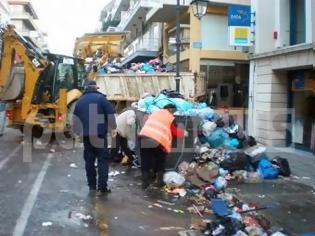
[267,147,315,189]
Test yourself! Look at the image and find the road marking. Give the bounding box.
[12,154,52,236]
[0,145,22,170]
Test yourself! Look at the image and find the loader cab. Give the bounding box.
[32,54,86,104]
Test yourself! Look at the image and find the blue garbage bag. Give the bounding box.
[143,96,155,108]
[147,105,160,113]
[194,102,208,109]
[154,94,174,108]
[205,128,229,148]
[195,107,215,120]
[141,63,155,73]
[224,138,239,150]
[170,98,194,112]
[257,159,279,179]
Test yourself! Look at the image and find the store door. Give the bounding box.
[288,70,315,152]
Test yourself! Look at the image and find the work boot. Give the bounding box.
[142,172,150,190]
[154,171,165,188]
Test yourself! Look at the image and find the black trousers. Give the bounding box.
[83,137,109,191]
[140,137,166,174]
[111,133,134,162]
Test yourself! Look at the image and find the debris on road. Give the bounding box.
[42,222,53,227]
[69,163,78,168]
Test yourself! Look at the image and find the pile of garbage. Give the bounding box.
[134,90,292,235]
[84,50,176,75]
[84,49,124,75]
[125,57,175,74]
[160,145,291,235]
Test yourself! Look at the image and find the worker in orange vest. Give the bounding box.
[139,104,185,189]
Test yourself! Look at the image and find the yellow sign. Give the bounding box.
[229,26,251,46]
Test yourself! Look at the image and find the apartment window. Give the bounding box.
[290,0,306,45]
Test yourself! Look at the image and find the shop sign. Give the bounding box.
[229,26,251,46]
[228,5,251,47]
[192,42,202,49]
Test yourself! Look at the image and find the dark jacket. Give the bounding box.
[73,89,116,138]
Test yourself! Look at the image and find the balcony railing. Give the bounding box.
[124,37,161,57]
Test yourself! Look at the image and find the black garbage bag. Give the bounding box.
[160,89,184,99]
[271,157,291,177]
[220,151,248,172]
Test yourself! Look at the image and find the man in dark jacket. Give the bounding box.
[73,80,117,194]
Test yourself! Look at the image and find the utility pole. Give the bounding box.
[175,0,181,92]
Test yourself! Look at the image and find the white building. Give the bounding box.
[8,0,48,50]
[0,0,10,26]
[248,0,315,152]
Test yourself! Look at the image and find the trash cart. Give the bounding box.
[135,110,201,171]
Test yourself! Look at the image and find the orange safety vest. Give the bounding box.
[139,109,175,153]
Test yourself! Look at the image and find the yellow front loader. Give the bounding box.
[0,25,84,137]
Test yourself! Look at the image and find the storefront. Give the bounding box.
[289,70,315,152]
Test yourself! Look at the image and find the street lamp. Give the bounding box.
[191,0,208,19]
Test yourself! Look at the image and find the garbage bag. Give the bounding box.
[257,159,279,179]
[163,171,185,188]
[147,105,160,113]
[154,94,174,108]
[196,162,219,182]
[171,98,194,112]
[195,107,215,120]
[141,63,155,73]
[194,102,208,109]
[206,128,229,148]
[220,151,248,172]
[271,157,291,177]
[201,121,217,137]
[224,138,240,150]
[160,89,184,99]
[214,176,227,191]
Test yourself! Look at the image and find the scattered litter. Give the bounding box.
[42,222,53,227]
[108,178,114,182]
[114,217,118,220]
[139,226,145,230]
[109,171,120,177]
[50,149,55,153]
[74,213,93,221]
[159,226,185,231]
[302,176,311,180]
[69,163,78,168]
[67,174,71,177]
[178,230,199,236]
[153,203,163,208]
[163,171,185,188]
[18,180,22,184]
[258,194,266,198]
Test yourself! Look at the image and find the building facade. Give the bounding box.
[99,0,251,119]
[8,0,48,50]
[0,0,10,26]
[248,0,315,152]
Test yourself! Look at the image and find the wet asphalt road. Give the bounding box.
[1,129,315,236]
[0,129,193,236]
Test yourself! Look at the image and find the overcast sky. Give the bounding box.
[32,0,109,56]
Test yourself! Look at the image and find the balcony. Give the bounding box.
[121,37,161,66]
[146,0,190,23]
[116,0,151,32]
